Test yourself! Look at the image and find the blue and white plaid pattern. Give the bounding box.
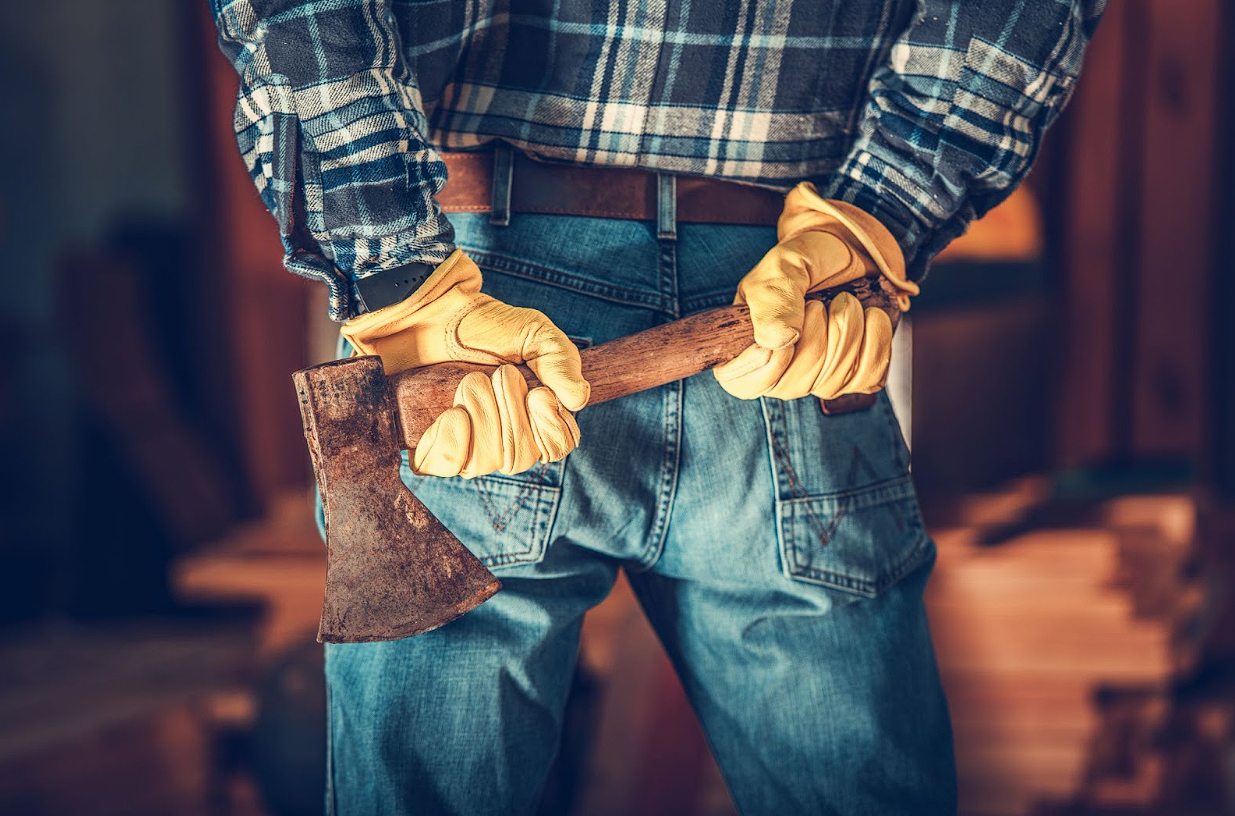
[212,0,1105,320]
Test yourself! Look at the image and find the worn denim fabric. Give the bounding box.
[323,210,956,815]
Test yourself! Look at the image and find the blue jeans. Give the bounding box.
[323,210,956,815]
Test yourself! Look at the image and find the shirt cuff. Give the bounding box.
[345,233,456,321]
[819,149,973,285]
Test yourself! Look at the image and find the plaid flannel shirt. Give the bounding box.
[212,0,1105,320]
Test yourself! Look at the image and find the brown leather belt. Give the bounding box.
[438,148,785,226]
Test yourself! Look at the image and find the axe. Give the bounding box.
[295,275,902,644]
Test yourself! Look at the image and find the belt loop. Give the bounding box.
[657,173,677,241]
[490,142,514,226]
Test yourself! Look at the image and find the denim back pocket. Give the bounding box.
[763,393,933,598]
[401,457,564,570]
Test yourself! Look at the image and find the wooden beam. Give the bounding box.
[1055,0,1129,467]
[1131,0,1221,456]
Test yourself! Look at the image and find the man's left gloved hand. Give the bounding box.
[714,182,919,401]
[341,249,588,479]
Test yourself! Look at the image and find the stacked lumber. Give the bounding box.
[926,484,1192,816]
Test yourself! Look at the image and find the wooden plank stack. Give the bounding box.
[925,484,1192,815]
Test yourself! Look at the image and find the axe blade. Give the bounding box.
[296,358,501,644]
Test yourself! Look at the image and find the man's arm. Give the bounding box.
[820,0,1107,281]
[211,0,455,320]
[717,1,1106,403]
[212,0,589,479]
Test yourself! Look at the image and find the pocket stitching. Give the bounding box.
[768,431,841,548]
[780,474,929,596]
[465,248,673,312]
[473,484,560,568]
[472,462,552,533]
[403,463,561,569]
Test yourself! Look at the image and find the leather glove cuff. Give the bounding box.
[352,260,439,315]
[340,250,482,362]
[782,182,920,312]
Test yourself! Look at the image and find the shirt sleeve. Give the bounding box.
[820,0,1107,282]
[211,0,456,320]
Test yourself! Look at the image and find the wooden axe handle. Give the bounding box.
[392,275,900,450]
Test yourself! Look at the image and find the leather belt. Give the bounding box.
[438,148,786,227]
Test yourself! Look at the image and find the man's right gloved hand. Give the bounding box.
[713,182,919,401]
[341,250,589,479]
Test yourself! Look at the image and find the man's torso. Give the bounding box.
[398,0,915,185]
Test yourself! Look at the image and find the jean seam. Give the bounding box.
[657,242,680,319]
[777,473,916,509]
[637,220,682,568]
[679,291,739,314]
[635,379,682,569]
[769,430,842,548]
[877,392,911,472]
[760,397,793,583]
[464,248,673,312]
[324,660,337,816]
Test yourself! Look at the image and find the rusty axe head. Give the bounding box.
[293,276,899,645]
[294,357,500,644]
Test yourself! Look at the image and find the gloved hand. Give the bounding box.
[341,249,588,478]
[713,182,919,401]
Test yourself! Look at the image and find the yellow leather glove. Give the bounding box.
[713,182,919,401]
[411,366,581,478]
[341,249,589,478]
